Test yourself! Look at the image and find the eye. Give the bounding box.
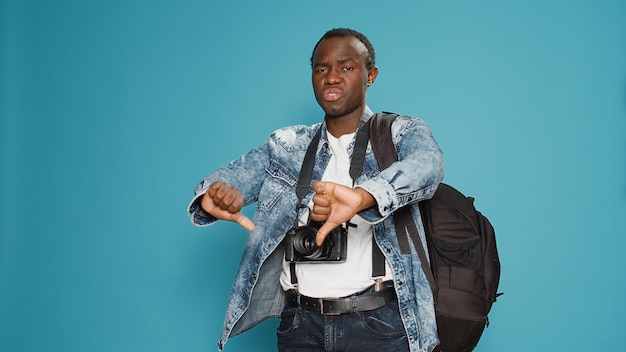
[342,66,353,71]
[314,68,327,73]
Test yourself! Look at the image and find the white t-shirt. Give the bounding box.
[280,131,393,298]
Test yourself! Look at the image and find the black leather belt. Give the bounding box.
[285,286,396,315]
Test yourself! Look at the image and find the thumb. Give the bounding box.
[315,222,338,246]
[231,213,255,231]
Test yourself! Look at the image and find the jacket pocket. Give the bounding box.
[258,159,296,211]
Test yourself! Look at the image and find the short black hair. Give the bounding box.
[310,28,376,71]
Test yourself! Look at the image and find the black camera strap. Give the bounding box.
[290,113,387,286]
[295,127,322,204]
[290,126,322,285]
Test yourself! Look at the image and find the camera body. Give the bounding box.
[284,221,347,263]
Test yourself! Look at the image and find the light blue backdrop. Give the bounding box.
[1,1,625,351]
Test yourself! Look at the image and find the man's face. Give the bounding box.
[311,36,377,119]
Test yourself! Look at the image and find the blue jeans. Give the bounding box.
[277,286,409,351]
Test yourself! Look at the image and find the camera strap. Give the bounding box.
[291,113,386,286]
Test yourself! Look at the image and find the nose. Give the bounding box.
[325,68,341,85]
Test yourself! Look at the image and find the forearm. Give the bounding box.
[358,116,445,220]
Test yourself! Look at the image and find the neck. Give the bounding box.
[325,106,366,137]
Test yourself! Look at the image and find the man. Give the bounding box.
[189,28,445,351]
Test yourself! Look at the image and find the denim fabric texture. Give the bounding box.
[188,110,445,352]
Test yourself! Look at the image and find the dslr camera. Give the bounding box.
[284,220,347,263]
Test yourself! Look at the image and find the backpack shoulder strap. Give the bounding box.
[369,112,437,295]
[369,112,412,254]
[369,113,398,281]
[369,112,399,170]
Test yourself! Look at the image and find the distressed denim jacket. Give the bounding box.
[188,110,445,352]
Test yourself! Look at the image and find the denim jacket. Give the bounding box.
[188,110,445,352]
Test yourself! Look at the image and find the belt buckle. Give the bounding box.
[319,298,342,315]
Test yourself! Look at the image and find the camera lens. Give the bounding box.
[293,228,318,256]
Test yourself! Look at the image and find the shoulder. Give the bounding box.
[379,113,430,136]
[393,114,427,126]
[269,123,322,151]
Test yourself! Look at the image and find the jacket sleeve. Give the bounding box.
[187,141,272,226]
[357,115,445,222]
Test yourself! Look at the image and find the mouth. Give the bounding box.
[322,88,343,102]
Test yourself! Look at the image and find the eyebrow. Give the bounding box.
[313,57,358,67]
[337,58,357,64]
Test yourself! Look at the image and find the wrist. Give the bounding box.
[355,187,376,212]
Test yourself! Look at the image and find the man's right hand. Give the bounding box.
[201,181,255,231]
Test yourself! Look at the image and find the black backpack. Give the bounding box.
[369,112,502,352]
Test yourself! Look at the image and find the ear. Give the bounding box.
[366,66,379,87]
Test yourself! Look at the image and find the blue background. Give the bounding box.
[1,0,625,351]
